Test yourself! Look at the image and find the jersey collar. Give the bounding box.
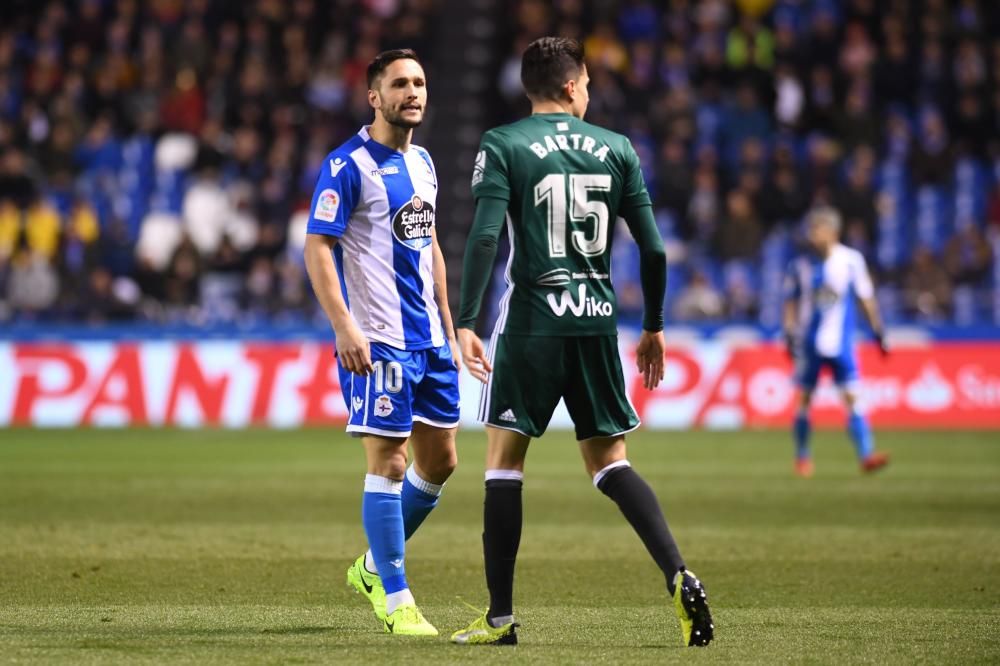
[359,125,410,157]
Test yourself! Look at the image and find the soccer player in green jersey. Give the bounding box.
[450,37,714,647]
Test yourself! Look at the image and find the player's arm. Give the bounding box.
[302,155,372,375]
[781,264,801,358]
[621,205,667,390]
[782,299,799,357]
[304,235,372,375]
[859,296,887,355]
[457,135,510,383]
[456,195,507,383]
[620,141,666,390]
[430,227,461,371]
[854,257,888,356]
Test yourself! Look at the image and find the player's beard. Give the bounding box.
[383,105,423,129]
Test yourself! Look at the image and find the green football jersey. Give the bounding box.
[471,112,652,336]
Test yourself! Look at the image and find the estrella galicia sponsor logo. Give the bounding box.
[545,283,613,318]
[535,268,572,287]
[392,194,434,250]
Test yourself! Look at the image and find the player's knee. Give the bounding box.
[842,391,857,409]
[579,437,627,477]
[425,447,458,481]
[371,447,408,480]
[441,450,458,479]
[384,456,407,480]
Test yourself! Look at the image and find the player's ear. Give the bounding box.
[564,78,576,102]
[368,88,380,111]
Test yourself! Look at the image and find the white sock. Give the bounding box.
[407,464,445,495]
[385,588,415,615]
[489,614,514,627]
[363,550,377,574]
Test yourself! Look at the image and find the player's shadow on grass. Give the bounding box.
[535,641,680,651]
[259,626,340,635]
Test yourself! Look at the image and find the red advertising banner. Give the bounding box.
[1,341,998,429]
[631,344,1000,429]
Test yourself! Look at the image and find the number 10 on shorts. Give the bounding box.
[373,360,403,394]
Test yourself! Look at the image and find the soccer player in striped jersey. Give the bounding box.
[783,206,891,477]
[303,49,459,637]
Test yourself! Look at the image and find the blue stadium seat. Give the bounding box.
[913,185,951,253]
[759,229,792,327]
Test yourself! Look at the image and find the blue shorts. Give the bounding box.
[796,350,860,391]
[338,342,460,438]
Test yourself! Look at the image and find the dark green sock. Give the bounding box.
[597,465,685,595]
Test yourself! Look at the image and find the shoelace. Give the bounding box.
[457,597,487,616]
[400,606,425,622]
[455,598,519,631]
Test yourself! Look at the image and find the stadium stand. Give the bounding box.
[0,0,997,329]
[490,0,1000,329]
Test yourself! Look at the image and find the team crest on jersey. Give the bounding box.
[374,395,393,417]
[391,194,434,250]
[814,285,840,310]
[314,189,339,222]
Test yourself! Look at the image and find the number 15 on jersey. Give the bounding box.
[534,174,612,258]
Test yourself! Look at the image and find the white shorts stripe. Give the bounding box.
[412,415,460,429]
[347,424,411,438]
[479,214,516,422]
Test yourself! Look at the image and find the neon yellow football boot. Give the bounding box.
[673,569,714,647]
[450,609,518,645]
[383,603,438,636]
[346,554,386,620]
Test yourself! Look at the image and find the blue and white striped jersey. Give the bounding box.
[784,244,875,358]
[306,126,444,351]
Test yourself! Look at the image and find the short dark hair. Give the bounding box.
[367,49,421,89]
[520,37,585,101]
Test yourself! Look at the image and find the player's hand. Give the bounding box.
[635,330,666,390]
[875,331,889,358]
[333,320,373,375]
[448,335,462,373]
[457,327,492,384]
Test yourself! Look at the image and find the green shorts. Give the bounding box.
[479,334,640,441]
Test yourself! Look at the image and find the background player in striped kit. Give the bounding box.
[783,206,891,477]
[303,49,459,636]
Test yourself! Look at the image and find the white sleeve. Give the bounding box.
[853,253,874,300]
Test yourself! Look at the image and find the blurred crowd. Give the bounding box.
[0,0,439,325]
[496,0,1000,327]
[1,0,999,329]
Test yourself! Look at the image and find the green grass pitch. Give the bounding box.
[1,428,998,664]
